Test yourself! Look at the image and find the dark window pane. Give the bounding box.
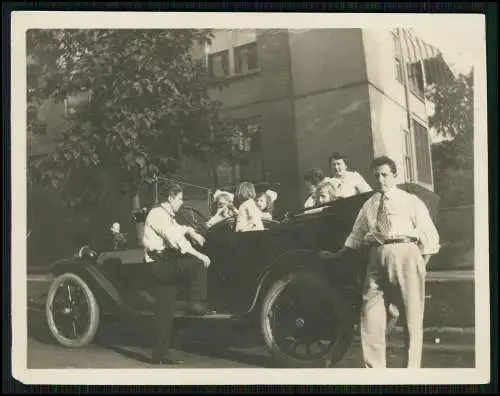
[234,42,259,74]
[412,119,433,184]
[208,50,229,80]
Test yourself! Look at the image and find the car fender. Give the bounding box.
[246,249,325,314]
[49,258,124,313]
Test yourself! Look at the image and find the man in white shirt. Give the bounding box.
[143,182,215,365]
[320,156,440,368]
[329,152,372,198]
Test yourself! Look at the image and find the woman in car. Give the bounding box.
[255,189,278,221]
[234,181,264,232]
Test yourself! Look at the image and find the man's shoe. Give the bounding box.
[151,354,185,365]
[186,301,217,316]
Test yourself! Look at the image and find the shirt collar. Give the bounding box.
[160,203,175,217]
[381,185,399,199]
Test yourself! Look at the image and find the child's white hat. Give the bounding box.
[265,189,278,202]
[213,189,235,202]
[110,222,120,233]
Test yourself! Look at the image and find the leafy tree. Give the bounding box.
[27,29,233,214]
[426,68,474,206]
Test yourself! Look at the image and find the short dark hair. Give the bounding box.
[303,168,325,186]
[161,182,183,202]
[329,152,348,165]
[371,155,397,175]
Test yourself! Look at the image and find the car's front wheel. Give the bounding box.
[45,272,100,348]
[261,271,354,368]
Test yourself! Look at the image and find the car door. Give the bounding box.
[215,228,274,314]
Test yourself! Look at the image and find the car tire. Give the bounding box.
[261,271,353,368]
[45,272,100,348]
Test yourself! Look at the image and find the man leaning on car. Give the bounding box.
[320,155,440,369]
[143,181,216,365]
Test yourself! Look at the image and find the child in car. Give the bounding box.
[110,222,127,250]
[315,179,341,205]
[234,181,264,232]
[206,190,238,228]
[255,189,278,221]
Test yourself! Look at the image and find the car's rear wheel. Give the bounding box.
[45,272,100,348]
[261,271,353,368]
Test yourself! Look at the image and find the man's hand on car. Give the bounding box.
[198,253,211,268]
[318,246,350,261]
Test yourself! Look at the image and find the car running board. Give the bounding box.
[125,308,235,320]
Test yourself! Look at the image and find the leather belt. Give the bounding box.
[378,237,418,246]
[147,248,181,260]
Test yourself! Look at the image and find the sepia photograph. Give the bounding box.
[11,12,489,385]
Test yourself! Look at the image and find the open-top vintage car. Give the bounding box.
[37,182,439,368]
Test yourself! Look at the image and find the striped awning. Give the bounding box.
[395,27,456,87]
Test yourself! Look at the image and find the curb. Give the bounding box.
[395,326,475,335]
[350,337,475,353]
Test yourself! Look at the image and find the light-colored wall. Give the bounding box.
[362,29,428,121]
[367,85,409,185]
[363,29,433,189]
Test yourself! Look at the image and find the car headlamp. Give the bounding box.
[76,245,98,260]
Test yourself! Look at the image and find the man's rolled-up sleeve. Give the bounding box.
[345,205,369,250]
[413,198,440,255]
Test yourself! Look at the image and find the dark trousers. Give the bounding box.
[151,253,208,359]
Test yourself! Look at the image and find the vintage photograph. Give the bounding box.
[12,12,489,385]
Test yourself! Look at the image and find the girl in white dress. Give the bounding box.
[234,182,264,232]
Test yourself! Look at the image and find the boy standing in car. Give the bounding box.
[143,182,216,365]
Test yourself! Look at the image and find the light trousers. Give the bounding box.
[360,242,426,368]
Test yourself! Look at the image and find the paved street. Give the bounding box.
[27,307,474,369]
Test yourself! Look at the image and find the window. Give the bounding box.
[206,29,259,81]
[208,50,230,80]
[407,61,425,99]
[392,33,404,83]
[234,42,259,74]
[233,118,261,153]
[232,117,264,182]
[412,119,433,185]
[402,128,414,182]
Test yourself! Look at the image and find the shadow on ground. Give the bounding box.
[28,308,276,367]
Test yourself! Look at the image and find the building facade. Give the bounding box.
[29,28,451,217]
[188,28,449,213]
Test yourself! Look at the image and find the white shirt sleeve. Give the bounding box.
[411,196,441,255]
[354,172,372,194]
[344,202,370,249]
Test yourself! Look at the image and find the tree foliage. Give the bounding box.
[27,29,233,210]
[426,68,474,206]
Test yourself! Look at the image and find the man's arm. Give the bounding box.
[318,203,369,259]
[152,218,210,266]
[148,210,186,252]
[412,197,440,264]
